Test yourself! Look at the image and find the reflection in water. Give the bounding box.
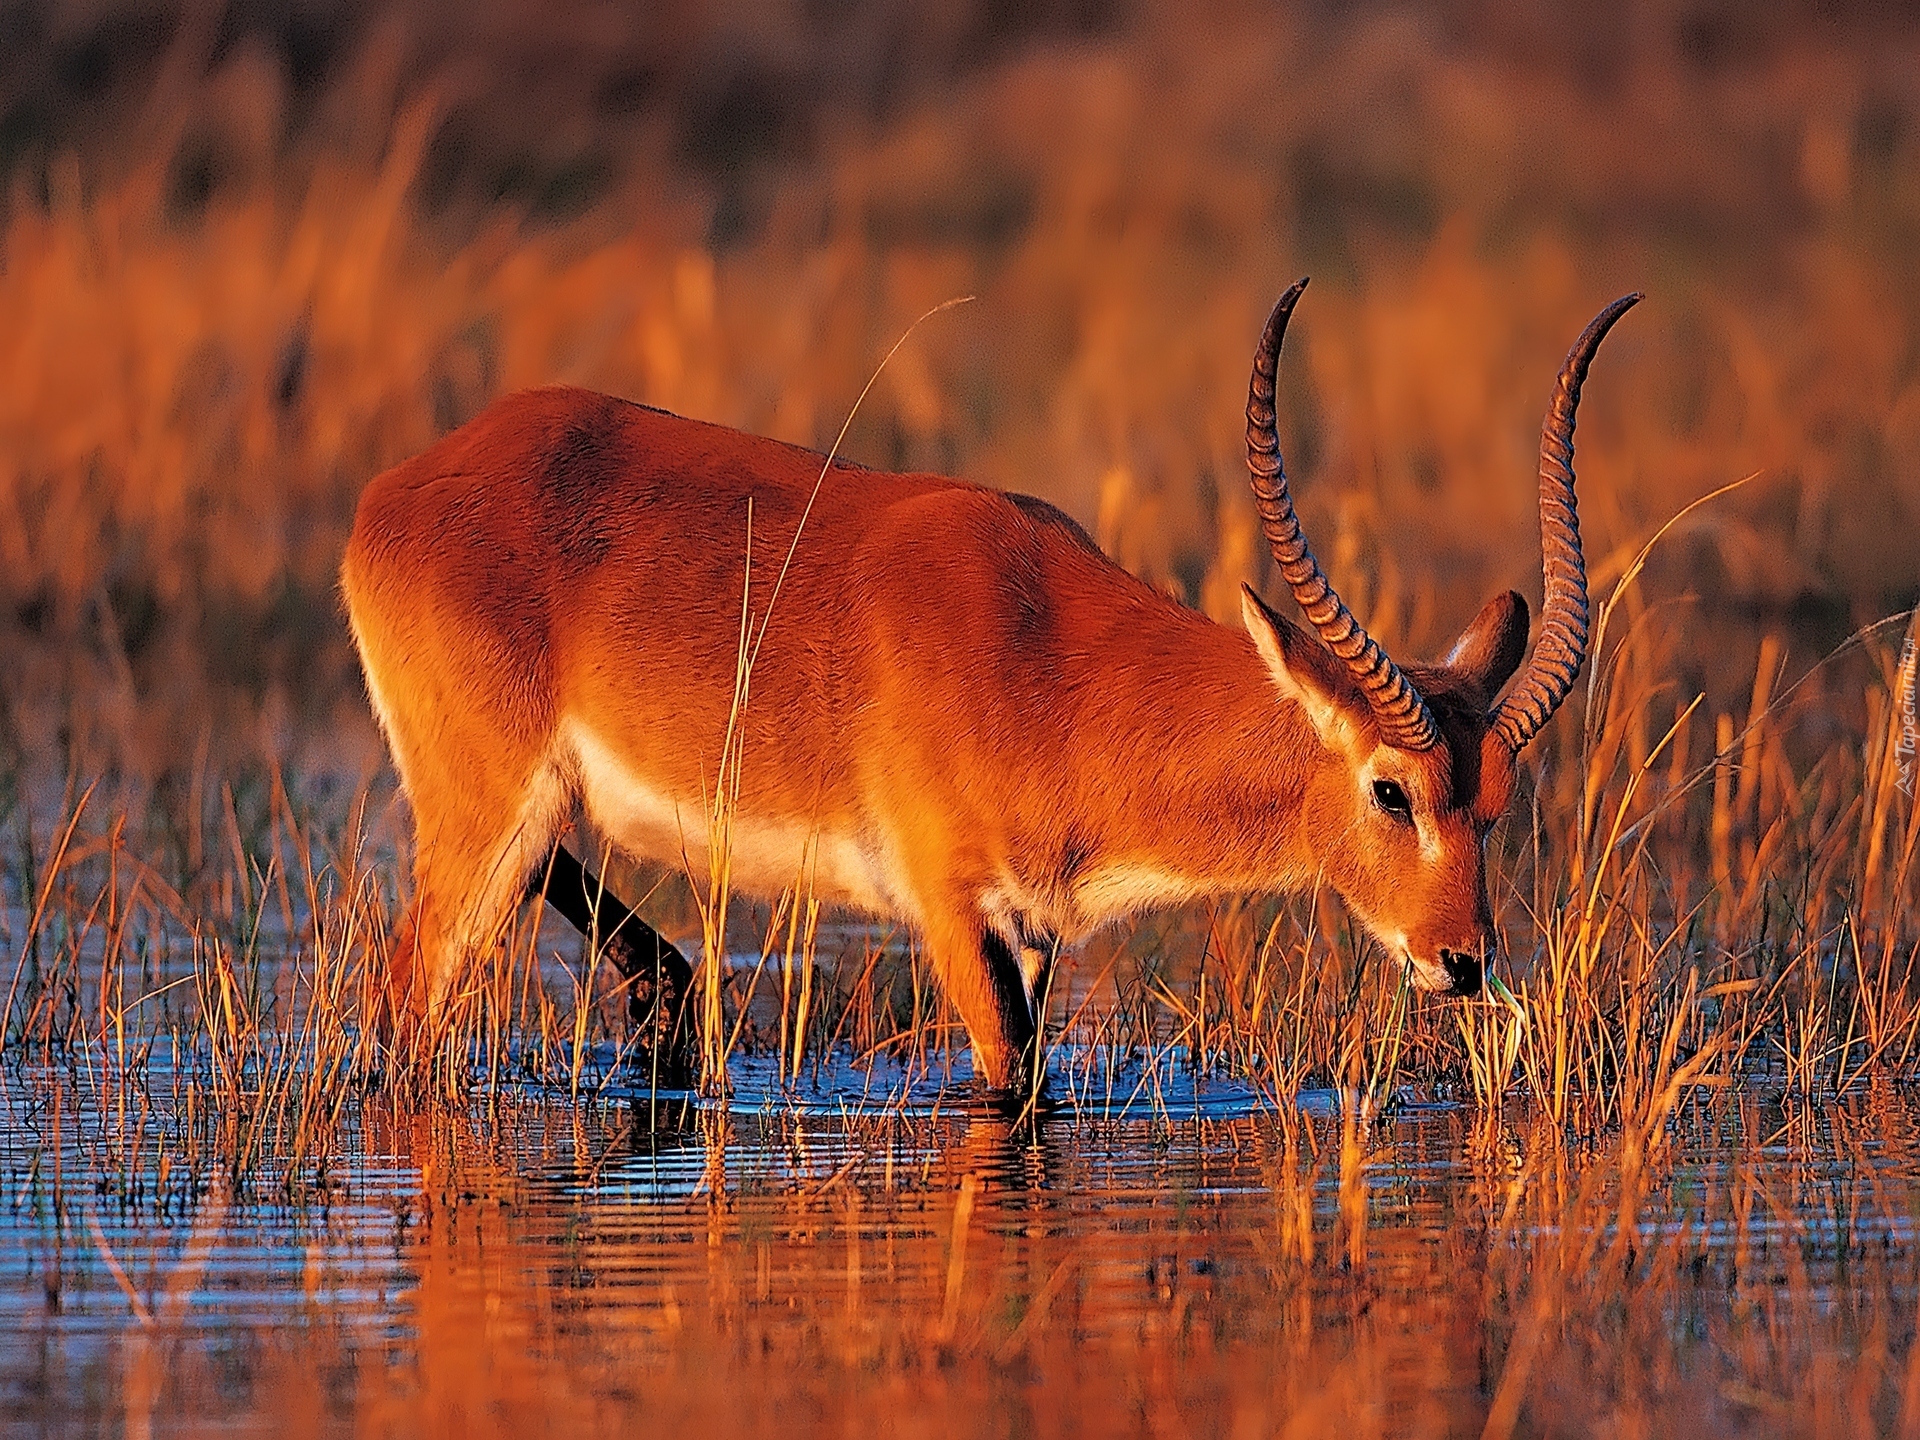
[5,1061,1920,1435]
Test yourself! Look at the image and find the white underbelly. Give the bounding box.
[1071,862,1197,927]
[564,719,903,917]
[981,861,1200,947]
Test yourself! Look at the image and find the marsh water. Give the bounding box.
[5,1040,1920,1438]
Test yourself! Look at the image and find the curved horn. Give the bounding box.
[1247,278,1438,751]
[1493,293,1642,753]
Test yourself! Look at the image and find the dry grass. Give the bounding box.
[1,503,1916,1162]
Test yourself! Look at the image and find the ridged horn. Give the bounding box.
[1246,278,1438,752]
[1493,293,1642,753]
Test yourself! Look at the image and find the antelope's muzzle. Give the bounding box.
[1439,948,1483,998]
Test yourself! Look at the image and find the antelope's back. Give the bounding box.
[341,387,1176,799]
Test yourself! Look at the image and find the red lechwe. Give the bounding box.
[341,279,1638,1090]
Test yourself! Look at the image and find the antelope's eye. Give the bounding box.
[1372,778,1413,822]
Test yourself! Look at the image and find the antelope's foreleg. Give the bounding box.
[918,897,1048,1098]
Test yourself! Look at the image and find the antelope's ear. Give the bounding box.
[1241,583,1354,748]
[1444,590,1530,699]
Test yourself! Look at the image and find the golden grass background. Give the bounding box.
[3,0,1917,783]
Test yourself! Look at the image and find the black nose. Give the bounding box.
[1440,949,1482,997]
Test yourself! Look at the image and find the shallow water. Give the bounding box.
[4,1046,1920,1438]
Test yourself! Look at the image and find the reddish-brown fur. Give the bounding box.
[343,387,1527,1088]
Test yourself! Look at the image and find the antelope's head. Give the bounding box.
[1239,279,1639,996]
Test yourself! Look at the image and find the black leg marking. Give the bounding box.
[981,925,1053,1109]
[1012,916,1061,1022]
[536,846,694,1082]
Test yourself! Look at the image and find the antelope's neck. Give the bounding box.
[1060,612,1327,925]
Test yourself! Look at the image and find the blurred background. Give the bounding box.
[1,0,1917,785]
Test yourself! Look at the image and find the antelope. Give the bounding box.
[342,279,1638,1091]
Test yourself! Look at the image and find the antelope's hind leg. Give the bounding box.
[388,758,572,1049]
[535,846,695,1083]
